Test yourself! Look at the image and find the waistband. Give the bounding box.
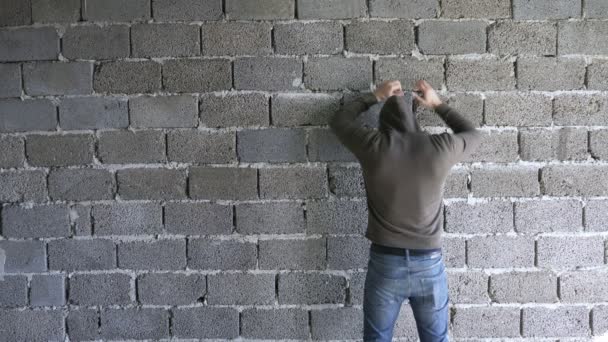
[370,242,442,256]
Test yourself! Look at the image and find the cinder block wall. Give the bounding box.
[1,0,607,340]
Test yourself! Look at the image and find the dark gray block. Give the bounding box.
[0,309,65,341]
[0,27,58,61]
[69,273,132,306]
[94,61,161,94]
[271,93,340,127]
[0,99,56,132]
[278,273,346,304]
[117,239,186,270]
[200,93,269,127]
[235,202,305,234]
[226,0,295,19]
[132,23,200,58]
[375,57,444,89]
[62,25,130,60]
[259,167,328,199]
[0,170,47,202]
[306,200,368,234]
[2,204,70,238]
[446,57,515,91]
[207,273,275,305]
[187,238,257,270]
[129,95,198,128]
[308,128,356,162]
[0,0,31,26]
[489,21,557,56]
[234,57,302,91]
[100,308,169,340]
[305,57,372,91]
[327,236,370,270]
[30,274,66,307]
[0,240,46,272]
[167,130,235,163]
[311,308,364,339]
[98,130,166,164]
[189,167,258,200]
[164,202,232,235]
[117,168,187,200]
[202,22,271,56]
[542,165,608,196]
[26,134,94,166]
[445,201,513,234]
[163,59,231,93]
[0,135,24,168]
[259,238,326,270]
[23,62,93,95]
[92,203,162,236]
[441,0,511,18]
[237,128,306,162]
[32,0,80,23]
[241,308,309,339]
[0,275,28,307]
[59,97,128,130]
[152,0,222,20]
[48,238,116,271]
[172,307,239,339]
[517,57,585,91]
[275,22,343,55]
[137,273,206,305]
[48,168,115,201]
[558,21,608,55]
[369,0,438,18]
[513,0,581,19]
[66,308,100,341]
[345,20,414,54]
[297,0,366,19]
[83,0,151,21]
[0,63,21,98]
[418,20,487,54]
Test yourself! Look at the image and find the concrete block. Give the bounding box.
[446,57,515,91]
[520,128,588,161]
[0,0,31,26]
[234,57,302,91]
[259,166,328,199]
[226,0,294,19]
[518,57,585,90]
[129,95,198,128]
[275,22,343,55]
[2,204,69,238]
[0,27,58,61]
[132,23,200,57]
[92,203,162,235]
[560,271,608,302]
[172,307,239,339]
[0,170,47,202]
[586,0,608,18]
[0,63,21,98]
[94,61,161,94]
[117,168,187,200]
[554,94,608,126]
[369,0,438,18]
[99,130,166,164]
[59,97,128,130]
[298,0,366,19]
[588,59,608,90]
[72,204,92,236]
[328,236,370,270]
[66,308,99,341]
[376,57,444,89]
[0,135,24,168]
[259,238,326,270]
[537,236,604,269]
[441,0,511,18]
[69,273,131,305]
[452,306,520,337]
[442,236,466,267]
[83,0,150,21]
[201,93,269,127]
[207,273,275,305]
[48,168,115,201]
[0,310,64,341]
[514,200,583,233]
[137,273,206,305]
[118,239,186,270]
[189,166,258,200]
[328,165,365,198]
[485,93,552,126]
[307,200,368,234]
[271,93,340,127]
[489,21,557,56]
[305,57,372,91]
[0,240,46,272]
[235,202,304,234]
[418,20,487,54]
[513,0,581,19]
[444,168,469,198]
[0,99,56,132]
[471,166,540,197]
[308,128,357,162]
[543,165,608,196]
[152,0,222,20]
[237,128,306,162]
[241,308,308,339]
[522,306,589,337]
[311,308,363,339]
[445,200,513,234]
[100,308,169,340]
[26,133,94,166]
[0,275,28,307]
[187,238,257,270]
[348,271,366,305]
[23,62,92,95]
[202,22,271,56]
[585,199,608,231]
[347,20,414,54]
[447,271,489,303]
[467,236,535,268]
[62,25,129,60]
[559,21,608,55]
[162,58,231,93]
[465,130,518,163]
[278,272,346,304]
[168,130,235,163]
[48,238,115,271]
[30,274,66,307]
[418,93,484,127]
[164,202,232,235]
[32,0,79,22]
[489,271,558,303]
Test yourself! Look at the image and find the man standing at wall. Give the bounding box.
[330,79,482,341]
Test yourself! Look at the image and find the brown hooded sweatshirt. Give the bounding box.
[329,93,482,249]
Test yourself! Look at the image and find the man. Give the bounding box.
[329,79,481,341]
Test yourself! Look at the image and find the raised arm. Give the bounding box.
[414,80,482,163]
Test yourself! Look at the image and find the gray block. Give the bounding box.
[200,93,269,127]
[30,274,66,307]
[271,93,340,127]
[0,240,46,272]
[0,99,56,132]
[445,201,513,234]
[311,308,364,339]
[441,0,511,18]
[207,273,275,305]
[99,130,166,164]
[594,305,608,336]
[241,308,309,339]
[369,0,438,18]
[235,202,304,234]
[586,0,608,18]
[234,57,302,91]
[275,22,343,55]
[465,130,518,163]
[0,310,65,341]
[92,203,162,235]
[0,275,27,307]
[485,93,552,126]
[444,168,468,198]
[48,168,115,201]
[442,236,466,267]
[559,21,608,55]
[100,308,169,340]
[418,20,486,54]
[537,236,604,269]
[48,238,116,271]
[0,63,21,98]
[0,170,47,202]
[69,273,132,305]
[137,273,206,305]
[67,308,100,341]
[520,128,588,161]
[471,166,540,197]
[589,59,608,90]
[118,239,186,270]
[129,95,198,128]
[328,165,365,198]
[447,57,515,91]
[2,204,69,238]
[59,97,128,130]
[518,57,585,90]
[132,23,200,58]
[348,271,366,305]
[237,128,306,162]
[94,61,161,94]
[62,25,129,60]
[514,200,583,233]
[345,20,413,55]
[189,166,258,200]
[163,59,231,93]
[522,306,589,337]
[586,199,608,231]
[308,128,357,162]
[490,271,558,303]
[164,202,232,235]
[298,0,366,19]
[226,0,295,19]
[72,204,92,236]
[560,271,608,302]
[307,200,368,234]
[513,0,581,19]
[467,236,535,268]
[168,130,235,163]
[0,135,24,168]
[152,0,222,20]
[259,238,326,270]
[188,238,257,270]
[279,273,346,304]
[542,165,608,196]
[0,27,58,62]
[0,0,31,26]
[328,236,370,270]
[305,57,372,91]
[447,271,489,303]
[202,22,271,56]
[23,61,93,96]
[417,93,483,127]
[554,94,608,126]
[172,307,239,339]
[489,21,557,56]
[26,134,94,166]
[259,167,328,199]
[452,307,520,337]
[83,0,151,21]
[375,57,444,89]
[32,0,80,22]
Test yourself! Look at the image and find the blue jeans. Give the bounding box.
[363,245,449,342]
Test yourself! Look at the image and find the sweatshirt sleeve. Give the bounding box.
[329,93,381,161]
[431,103,482,163]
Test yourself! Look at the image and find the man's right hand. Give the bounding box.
[413,80,443,110]
[373,80,404,102]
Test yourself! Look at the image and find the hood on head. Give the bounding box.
[379,92,421,133]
